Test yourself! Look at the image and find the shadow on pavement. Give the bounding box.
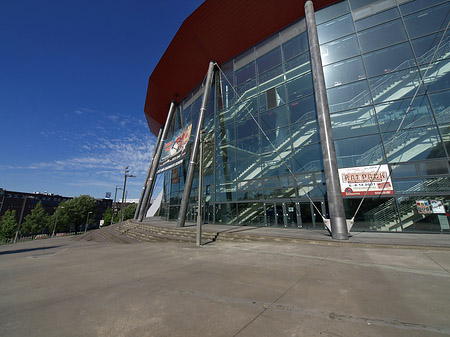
[0,246,61,256]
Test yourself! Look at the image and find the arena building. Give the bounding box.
[137,0,450,236]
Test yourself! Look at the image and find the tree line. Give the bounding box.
[0,195,137,243]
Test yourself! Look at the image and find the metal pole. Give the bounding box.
[134,127,163,219]
[138,101,177,222]
[196,130,205,246]
[14,196,28,243]
[52,206,64,238]
[111,186,121,226]
[177,61,215,228]
[304,0,348,240]
[119,167,128,233]
[85,211,92,233]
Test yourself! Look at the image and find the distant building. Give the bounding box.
[0,188,112,228]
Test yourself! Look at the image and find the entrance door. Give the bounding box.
[264,203,275,226]
[300,202,314,228]
[285,202,299,227]
[276,204,284,226]
[313,201,325,229]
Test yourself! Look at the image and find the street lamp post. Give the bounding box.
[111,185,122,226]
[118,166,135,234]
[52,206,64,238]
[85,211,93,233]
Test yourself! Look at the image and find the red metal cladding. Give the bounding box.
[145,0,339,135]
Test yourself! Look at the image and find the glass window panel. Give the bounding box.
[235,62,255,86]
[369,68,424,104]
[375,95,435,132]
[412,31,450,65]
[316,1,350,24]
[419,160,450,176]
[400,0,447,15]
[236,118,259,139]
[317,14,355,44]
[260,105,289,131]
[235,97,257,122]
[330,107,379,139]
[282,33,309,61]
[292,144,323,173]
[257,47,282,75]
[382,126,446,163]
[429,90,450,124]
[363,42,415,78]
[291,119,320,147]
[335,134,385,168]
[236,136,260,155]
[284,52,311,80]
[261,151,292,177]
[391,163,418,178]
[258,64,284,85]
[259,85,286,112]
[354,7,399,31]
[215,203,237,224]
[420,60,450,94]
[349,0,379,10]
[215,162,237,184]
[237,155,262,180]
[288,95,316,124]
[235,78,257,99]
[261,127,291,153]
[324,56,366,88]
[320,34,360,66]
[358,19,407,53]
[286,72,314,102]
[403,2,450,39]
[438,123,450,155]
[327,80,372,112]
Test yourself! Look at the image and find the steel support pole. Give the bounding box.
[196,130,205,246]
[138,101,176,222]
[134,127,163,219]
[304,0,348,240]
[177,61,215,228]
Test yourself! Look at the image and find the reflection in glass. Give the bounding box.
[323,56,365,88]
[327,80,371,112]
[369,68,423,104]
[358,19,407,53]
[375,95,434,132]
[320,34,360,66]
[334,134,384,167]
[330,107,378,139]
[354,7,399,31]
[363,42,415,78]
[382,126,446,163]
[403,2,450,39]
[317,14,355,44]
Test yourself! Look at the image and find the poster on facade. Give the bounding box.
[157,124,192,174]
[430,199,446,214]
[416,200,432,214]
[338,164,394,196]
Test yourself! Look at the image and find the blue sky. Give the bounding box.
[0,0,204,200]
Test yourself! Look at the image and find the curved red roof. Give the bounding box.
[144,0,339,135]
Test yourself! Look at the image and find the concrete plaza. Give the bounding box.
[1,235,450,336]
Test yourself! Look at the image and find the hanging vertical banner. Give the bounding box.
[339,164,394,196]
[157,124,192,174]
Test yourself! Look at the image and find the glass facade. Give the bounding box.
[156,0,450,232]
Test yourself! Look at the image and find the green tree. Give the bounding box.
[0,210,18,242]
[101,207,119,226]
[57,195,97,232]
[21,203,50,236]
[123,203,137,221]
